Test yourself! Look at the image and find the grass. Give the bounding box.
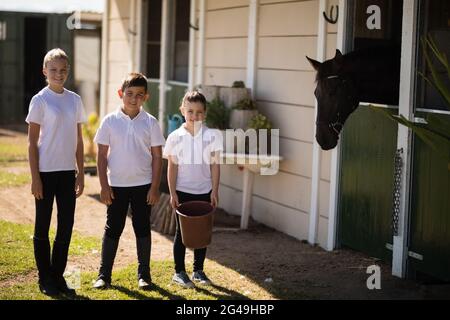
[0,140,28,162]
[0,220,283,300]
[0,134,94,187]
[0,171,31,187]
[0,220,99,281]
[0,136,31,187]
[0,261,276,300]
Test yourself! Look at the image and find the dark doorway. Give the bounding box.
[24,17,47,116]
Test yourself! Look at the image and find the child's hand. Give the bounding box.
[170,194,179,209]
[147,188,160,206]
[31,178,43,200]
[75,173,84,198]
[100,186,114,205]
[210,191,219,208]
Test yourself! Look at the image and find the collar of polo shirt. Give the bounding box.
[117,106,144,120]
[179,123,205,137]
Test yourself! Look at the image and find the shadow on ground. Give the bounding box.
[156,207,450,300]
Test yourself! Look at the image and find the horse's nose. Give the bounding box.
[316,124,338,150]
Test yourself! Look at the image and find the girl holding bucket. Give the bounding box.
[164,91,222,288]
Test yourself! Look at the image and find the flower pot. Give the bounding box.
[229,109,258,130]
[219,87,250,108]
[202,85,221,102]
[176,201,215,249]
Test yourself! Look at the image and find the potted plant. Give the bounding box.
[205,98,230,130]
[205,98,230,153]
[247,112,273,154]
[229,98,259,130]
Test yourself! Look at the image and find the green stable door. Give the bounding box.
[408,113,450,281]
[338,106,397,262]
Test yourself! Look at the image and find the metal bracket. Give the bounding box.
[190,18,199,31]
[413,117,428,124]
[408,251,423,261]
[386,244,423,261]
[323,5,339,24]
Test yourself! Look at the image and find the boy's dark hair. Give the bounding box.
[182,91,207,110]
[121,72,148,93]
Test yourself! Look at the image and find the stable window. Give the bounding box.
[146,0,162,79]
[145,0,189,82]
[415,0,450,111]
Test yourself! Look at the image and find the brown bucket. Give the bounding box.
[176,201,215,249]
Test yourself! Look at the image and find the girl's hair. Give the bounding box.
[121,72,148,93]
[181,91,207,110]
[43,48,70,68]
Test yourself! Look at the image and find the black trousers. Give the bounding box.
[33,170,76,281]
[174,190,211,273]
[104,184,152,239]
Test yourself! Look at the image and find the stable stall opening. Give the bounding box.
[24,16,47,116]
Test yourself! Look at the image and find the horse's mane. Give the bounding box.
[315,45,400,81]
[348,45,401,104]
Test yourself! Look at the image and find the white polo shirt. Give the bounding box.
[25,86,86,172]
[163,124,223,194]
[94,107,165,187]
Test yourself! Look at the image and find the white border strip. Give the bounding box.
[188,0,197,90]
[99,0,110,119]
[326,0,347,251]
[196,0,205,87]
[246,0,259,98]
[308,0,327,246]
[392,0,418,278]
[158,0,169,132]
[135,0,143,72]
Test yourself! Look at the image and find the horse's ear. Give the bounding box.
[306,56,322,71]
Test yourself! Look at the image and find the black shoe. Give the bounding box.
[54,276,76,295]
[138,278,152,290]
[38,278,60,296]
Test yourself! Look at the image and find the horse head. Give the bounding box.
[306,50,359,150]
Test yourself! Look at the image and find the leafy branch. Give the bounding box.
[373,34,450,170]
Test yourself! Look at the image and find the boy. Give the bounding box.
[164,91,222,288]
[93,72,165,290]
[26,48,86,296]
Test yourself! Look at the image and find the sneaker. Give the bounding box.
[191,271,212,285]
[138,278,152,290]
[172,271,195,288]
[93,278,111,289]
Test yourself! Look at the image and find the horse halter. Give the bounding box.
[316,74,358,135]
